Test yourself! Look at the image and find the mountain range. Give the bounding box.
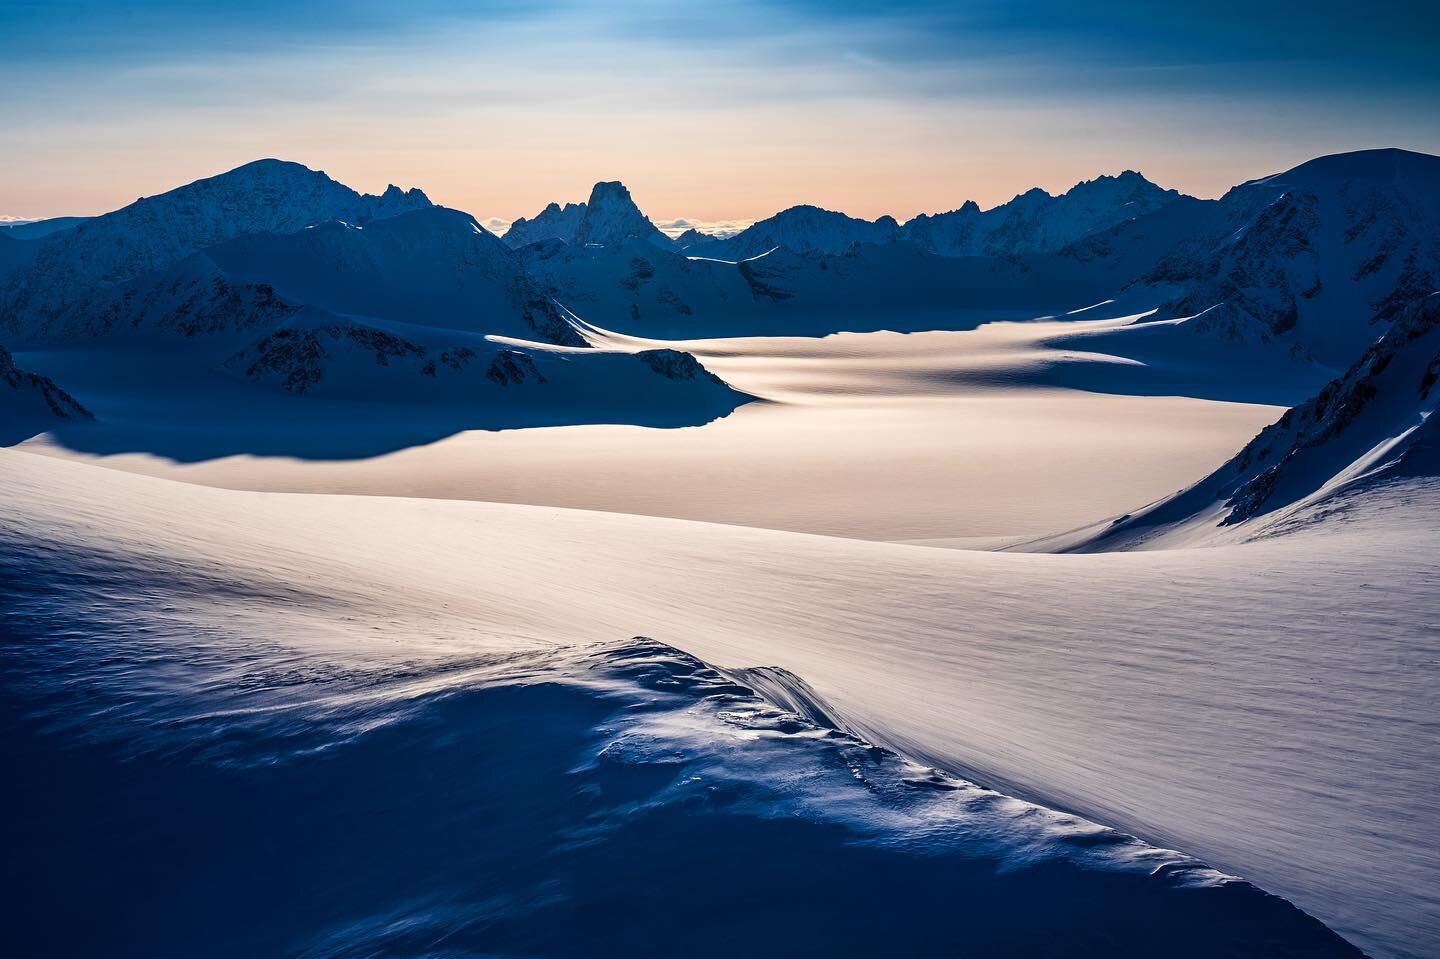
[2,149,1436,512]
[502,168,1183,261]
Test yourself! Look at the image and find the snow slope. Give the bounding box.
[205,207,587,346]
[10,448,1428,956]
[5,449,1434,956]
[1029,291,1440,551]
[0,233,41,280]
[18,313,1290,538]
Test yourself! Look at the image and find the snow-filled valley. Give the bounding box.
[3,149,1438,959]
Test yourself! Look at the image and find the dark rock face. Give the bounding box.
[1221,292,1440,522]
[485,350,547,387]
[502,201,586,248]
[231,324,428,394]
[89,257,300,339]
[1152,192,1323,345]
[504,182,672,251]
[737,258,794,301]
[1136,149,1440,366]
[0,342,92,421]
[636,348,725,385]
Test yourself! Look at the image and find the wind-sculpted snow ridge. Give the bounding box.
[0,521,1360,959]
[0,159,431,341]
[5,449,1432,956]
[1029,291,1440,552]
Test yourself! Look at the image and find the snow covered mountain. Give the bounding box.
[674,227,719,249]
[205,207,587,346]
[1043,291,1440,551]
[0,159,432,341]
[0,343,91,443]
[1137,149,1440,367]
[572,181,674,249]
[501,201,585,248]
[502,181,673,251]
[902,171,1182,257]
[0,233,42,280]
[522,232,1142,339]
[0,163,749,449]
[686,206,901,260]
[688,170,1181,261]
[218,307,747,426]
[19,206,587,348]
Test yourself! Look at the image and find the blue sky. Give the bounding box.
[2,0,1436,222]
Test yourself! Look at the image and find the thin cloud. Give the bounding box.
[653,217,754,239]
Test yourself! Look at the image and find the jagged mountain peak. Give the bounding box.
[572,180,672,250]
[1064,169,1174,200]
[380,182,431,205]
[503,199,587,249]
[675,228,718,248]
[587,180,635,202]
[898,170,1182,258]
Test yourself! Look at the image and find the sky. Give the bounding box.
[2,0,1437,226]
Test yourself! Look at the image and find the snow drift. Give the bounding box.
[1,459,1362,957]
